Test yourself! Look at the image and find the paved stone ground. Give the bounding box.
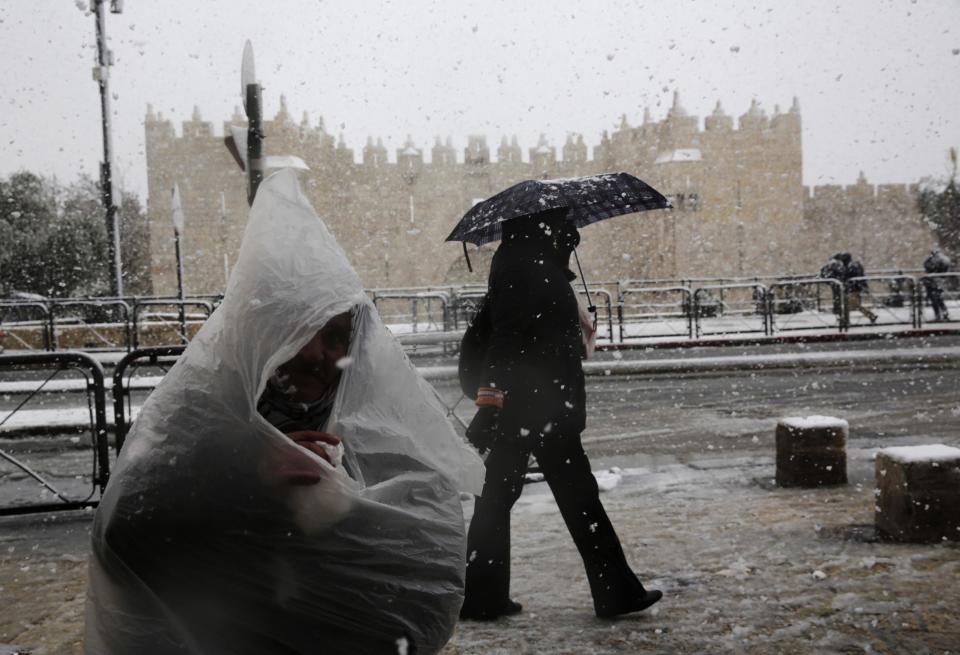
[2,339,959,653]
[2,449,959,654]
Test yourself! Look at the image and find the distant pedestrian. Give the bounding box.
[923,248,953,322]
[840,253,878,324]
[819,253,846,316]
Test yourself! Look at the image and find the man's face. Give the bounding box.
[276,311,352,402]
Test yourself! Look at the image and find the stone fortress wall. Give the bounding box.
[143,92,935,296]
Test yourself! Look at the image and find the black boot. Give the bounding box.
[595,588,663,619]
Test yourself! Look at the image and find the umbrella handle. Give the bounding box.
[572,248,598,330]
[462,242,473,273]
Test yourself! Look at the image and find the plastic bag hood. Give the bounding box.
[85,169,484,654]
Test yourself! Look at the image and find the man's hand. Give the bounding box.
[466,405,500,455]
[263,431,341,487]
[286,431,341,464]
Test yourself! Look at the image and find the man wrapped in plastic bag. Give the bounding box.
[85,170,485,654]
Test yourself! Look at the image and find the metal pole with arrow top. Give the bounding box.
[171,184,187,343]
[242,41,263,206]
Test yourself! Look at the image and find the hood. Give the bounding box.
[86,169,484,654]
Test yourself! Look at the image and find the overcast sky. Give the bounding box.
[1,0,958,201]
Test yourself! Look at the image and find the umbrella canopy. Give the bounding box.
[445,172,671,246]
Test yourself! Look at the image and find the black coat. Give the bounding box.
[480,231,586,438]
[845,260,868,292]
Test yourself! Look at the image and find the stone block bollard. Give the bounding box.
[775,416,848,487]
[875,444,960,543]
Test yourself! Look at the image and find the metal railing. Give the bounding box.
[1,271,958,355]
[618,286,693,341]
[370,291,452,334]
[577,288,615,343]
[0,352,109,516]
[132,299,214,348]
[0,301,53,351]
[843,276,919,330]
[112,347,185,452]
[767,278,846,334]
[49,299,132,352]
[692,283,770,339]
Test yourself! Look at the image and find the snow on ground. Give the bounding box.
[452,449,960,654]
[2,447,958,654]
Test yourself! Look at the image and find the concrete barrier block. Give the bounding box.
[775,416,848,487]
[875,444,960,543]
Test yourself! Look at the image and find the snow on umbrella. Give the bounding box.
[444,172,671,247]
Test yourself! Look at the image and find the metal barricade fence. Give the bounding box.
[370,292,451,335]
[113,347,185,452]
[844,276,918,329]
[576,288,615,343]
[49,299,132,352]
[618,287,693,341]
[0,352,110,516]
[767,278,845,335]
[693,283,770,339]
[0,301,53,351]
[450,290,487,332]
[132,299,215,348]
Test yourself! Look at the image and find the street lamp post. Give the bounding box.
[171,184,187,343]
[92,0,125,297]
[242,41,264,205]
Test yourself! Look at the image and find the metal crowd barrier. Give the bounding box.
[113,347,185,452]
[2,273,958,356]
[49,299,132,352]
[767,278,845,334]
[577,288,615,343]
[449,290,487,331]
[692,283,770,339]
[618,287,693,341]
[370,291,452,335]
[0,352,109,516]
[0,301,53,351]
[132,299,214,348]
[844,276,919,330]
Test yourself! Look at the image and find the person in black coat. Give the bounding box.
[459,207,662,620]
[923,248,952,322]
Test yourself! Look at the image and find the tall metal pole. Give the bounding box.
[171,183,187,343]
[93,0,123,296]
[174,231,186,343]
[241,41,263,206]
[220,192,230,286]
[246,83,263,205]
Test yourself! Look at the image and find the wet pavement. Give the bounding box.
[2,336,959,653]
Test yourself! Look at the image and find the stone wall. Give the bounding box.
[143,92,934,296]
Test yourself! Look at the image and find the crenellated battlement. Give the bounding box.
[805,173,919,205]
[144,90,802,169]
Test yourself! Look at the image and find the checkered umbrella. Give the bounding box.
[445,172,671,246]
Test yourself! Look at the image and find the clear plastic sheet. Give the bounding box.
[85,169,484,654]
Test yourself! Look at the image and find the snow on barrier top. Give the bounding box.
[779,415,849,431]
[878,444,960,464]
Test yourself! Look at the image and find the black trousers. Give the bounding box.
[462,429,645,616]
[924,281,949,320]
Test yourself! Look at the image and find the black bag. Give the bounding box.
[458,295,492,399]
